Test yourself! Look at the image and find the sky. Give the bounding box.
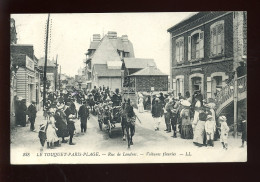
[11,12,196,77]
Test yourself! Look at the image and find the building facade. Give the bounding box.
[10,45,41,108]
[84,32,135,90]
[168,11,238,100]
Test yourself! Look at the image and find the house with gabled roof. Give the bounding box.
[84,31,135,91]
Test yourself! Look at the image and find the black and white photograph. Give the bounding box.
[10,12,247,164]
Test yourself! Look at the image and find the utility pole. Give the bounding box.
[55,54,58,92]
[59,65,61,90]
[43,13,50,109]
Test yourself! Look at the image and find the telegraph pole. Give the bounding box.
[43,13,50,109]
[55,54,58,91]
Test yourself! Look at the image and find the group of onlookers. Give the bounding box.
[137,90,247,149]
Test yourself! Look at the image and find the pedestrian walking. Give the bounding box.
[78,101,90,133]
[179,100,193,139]
[219,116,229,150]
[170,99,178,138]
[54,103,69,143]
[240,114,247,148]
[151,98,164,131]
[27,101,37,131]
[205,115,216,147]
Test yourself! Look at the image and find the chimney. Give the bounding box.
[93,34,101,42]
[121,35,128,42]
[107,31,117,39]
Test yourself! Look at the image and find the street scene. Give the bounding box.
[10,12,247,164]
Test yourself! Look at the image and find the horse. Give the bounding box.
[125,116,135,148]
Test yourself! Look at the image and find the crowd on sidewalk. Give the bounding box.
[136,90,247,149]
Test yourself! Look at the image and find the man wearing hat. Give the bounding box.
[164,98,172,133]
[27,100,37,131]
[152,98,164,131]
[78,101,90,133]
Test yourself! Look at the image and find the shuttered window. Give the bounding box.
[210,21,224,56]
[189,30,204,61]
[175,37,184,63]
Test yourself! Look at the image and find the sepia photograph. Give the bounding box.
[10,12,247,164]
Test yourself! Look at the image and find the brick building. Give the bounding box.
[168,11,241,100]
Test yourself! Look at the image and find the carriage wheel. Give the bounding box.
[108,120,112,138]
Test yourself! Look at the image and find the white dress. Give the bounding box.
[46,117,59,143]
[138,98,144,113]
[193,101,201,125]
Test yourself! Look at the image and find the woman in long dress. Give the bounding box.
[180,100,193,139]
[193,107,207,147]
[46,111,59,149]
[138,94,144,113]
[192,97,201,126]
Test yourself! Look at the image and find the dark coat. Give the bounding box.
[78,105,89,121]
[151,102,163,118]
[112,93,122,107]
[27,104,37,118]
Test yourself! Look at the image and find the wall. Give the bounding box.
[136,76,168,92]
[97,77,121,92]
[171,12,233,67]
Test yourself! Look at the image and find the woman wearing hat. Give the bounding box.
[138,94,144,113]
[54,103,69,143]
[179,100,193,139]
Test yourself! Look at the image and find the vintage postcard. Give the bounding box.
[10,12,247,164]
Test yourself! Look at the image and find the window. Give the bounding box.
[188,30,204,61]
[210,21,224,56]
[175,37,184,63]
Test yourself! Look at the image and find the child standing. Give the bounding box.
[205,115,216,147]
[46,111,59,149]
[219,116,229,150]
[38,123,47,152]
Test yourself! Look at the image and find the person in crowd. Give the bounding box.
[170,98,178,138]
[46,109,60,149]
[38,122,47,152]
[219,116,229,150]
[54,103,69,143]
[164,98,173,133]
[27,100,37,131]
[19,99,27,127]
[138,93,144,113]
[178,93,185,100]
[78,101,90,133]
[240,114,247,148]
[70,99,77,118]
[179,100,193,139]
[14,96,21,126]
[67,113,77,145]
[193,106,208,147]
[152,94,157,106]
[44,100,52,120]
[205,115,216,147]
[192,95,202,127]
[159,92,165,107]
[152,98,164,131]
[185,91,192,103]
[111,88,122,107]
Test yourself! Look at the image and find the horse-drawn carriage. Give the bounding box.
[97,104,122,138]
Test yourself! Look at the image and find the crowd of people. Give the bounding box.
[13,85,247,150]
[136,90,247,149]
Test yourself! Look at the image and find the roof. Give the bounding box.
[124,58,156,69]
[167,12,202,32]
[89,41,100,50]
[93,64,121,77]
[10,44,34,61]
[11,54,27,67]
[38,57,56,67]
[107,61,122,69]
[130,66,168,76]
[87,34,135,57]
